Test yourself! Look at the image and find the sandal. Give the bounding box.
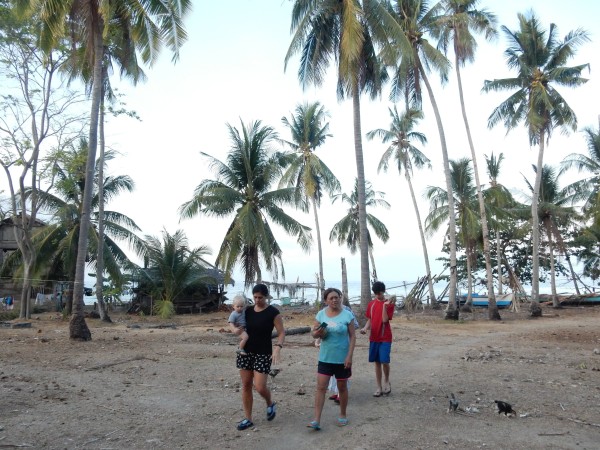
[266,402,276,421]
[307,420,321,431]
[383,383,391,395]
[373,389,382,397]
[337,417,349,427]
[237,418,254,430]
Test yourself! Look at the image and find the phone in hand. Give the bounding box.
[317,322,328,330]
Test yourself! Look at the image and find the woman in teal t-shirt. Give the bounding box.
[307,288,356,431]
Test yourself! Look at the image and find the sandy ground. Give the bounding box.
[1,303,600,450]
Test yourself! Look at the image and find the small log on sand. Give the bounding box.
[272,326,311,338]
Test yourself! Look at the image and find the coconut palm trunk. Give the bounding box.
[551,228,580,295]
[70,19,103,341]
[417,60,458,319]
[368,247,378,282]
[341,257,349,306]
[530,134,545,316]
[352,84,371,313]
[547,229,559,307]
[565,255,581,295]
[95,96,111,322]
[312,199,325,300]
[454,54,500,320]
[465,250,473,308]
[497,230,503,295]
[405,170,437,305]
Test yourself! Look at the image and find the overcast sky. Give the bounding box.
[3,1,600,291]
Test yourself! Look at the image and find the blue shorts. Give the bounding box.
[236,352,271,374]
[317,361,352,380]
[368,342,391,363]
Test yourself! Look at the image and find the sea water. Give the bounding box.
[229,275,584,306]
[231,279,444,305]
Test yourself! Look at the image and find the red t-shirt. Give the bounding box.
[365,299,394,343]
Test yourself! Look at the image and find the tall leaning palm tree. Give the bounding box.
[64,15,147,323]
[285,0,388,312]
[482,11,589,315]
[366,106,437,305]
[383,0,459,319]
[432,0,500,319]
[20,0,190,339]
[179,120,312,287]
[329,179,390,282]
[279,102,341,299]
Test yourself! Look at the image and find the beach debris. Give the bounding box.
[271,326,310,338]
[84,354,156,372]
[593,348,599,355]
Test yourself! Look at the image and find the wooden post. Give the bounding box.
[341,257,349,306]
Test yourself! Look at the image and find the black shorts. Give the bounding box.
[236,352,272,374]
[317,361,352,380]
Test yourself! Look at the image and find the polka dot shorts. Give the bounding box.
[236,352,272,374]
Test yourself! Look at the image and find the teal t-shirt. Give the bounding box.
[316,307,354,364]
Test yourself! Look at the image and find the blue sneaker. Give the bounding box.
[237,418,254,430]
[266,402,276,421]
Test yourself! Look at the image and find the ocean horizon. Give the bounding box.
[229,276,588,306]
[81,275,588,306]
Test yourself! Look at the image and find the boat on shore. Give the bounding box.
[540,293,600,306]
[439,293,514,309]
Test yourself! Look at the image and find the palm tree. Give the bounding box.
[570,221,600,282]
[138,229,214,318]
[432,0,500,319]
[279,102,341,299]
[484,152,515,295]
[482,11,589,315]
[366,106,437,305]
[523,165,581,306]
[329,179,390,282]
[23,142,144,312]
[382,0,460,319]
[285,0,388,312]
[179,119,312,287]
[560,118,600,218]
[63,17,147,323]
[19,0,191,339]
[425,158,481,310]
[561,121,600,287]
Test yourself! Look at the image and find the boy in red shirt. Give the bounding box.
[360,281,395,397]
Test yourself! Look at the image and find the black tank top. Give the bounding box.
[244,305,280,354]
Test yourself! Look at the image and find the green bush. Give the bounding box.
[0,311,19,321]
[153,300,175,319]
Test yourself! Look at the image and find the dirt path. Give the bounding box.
[1,306,599,449]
